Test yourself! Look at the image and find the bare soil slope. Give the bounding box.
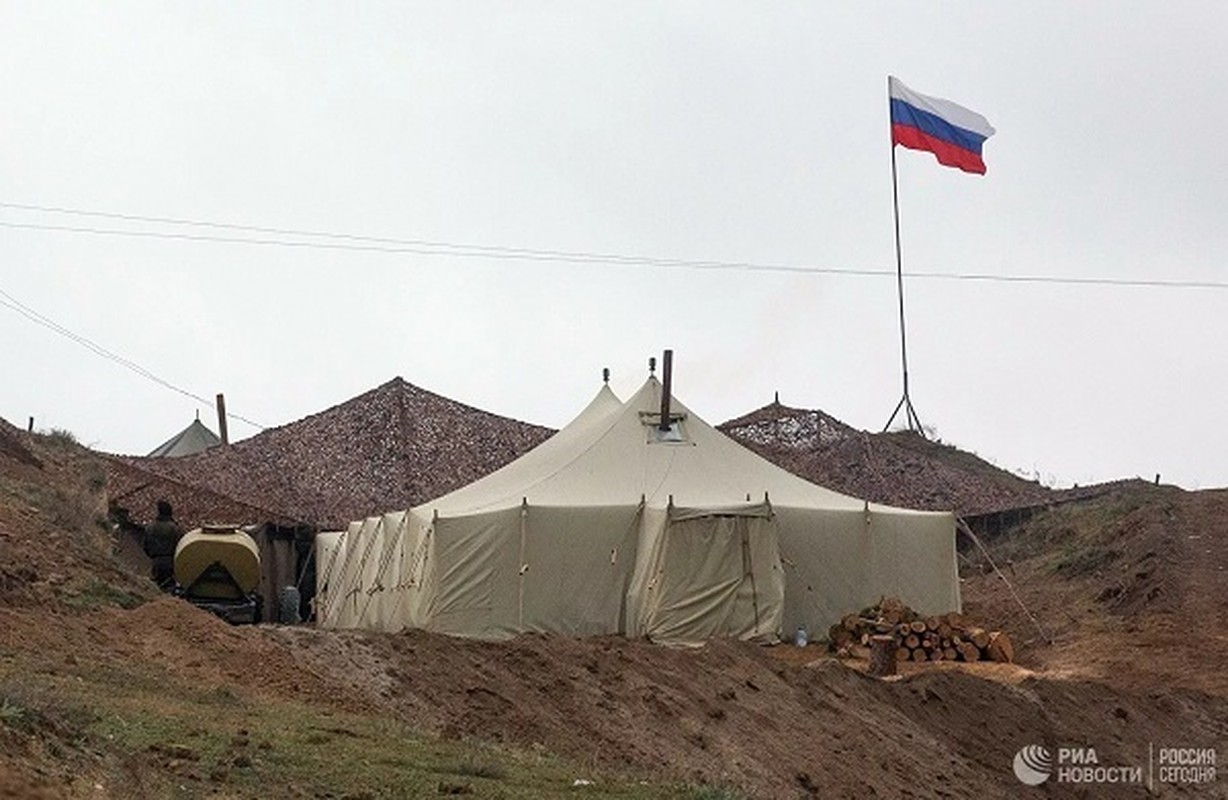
[962,483,1228,696]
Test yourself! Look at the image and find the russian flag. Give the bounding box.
[889,76,995,175]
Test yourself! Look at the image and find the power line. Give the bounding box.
[0,219,831,274]
[0,287,266,431]
[0,201,678,262]
[1,203,1225,291]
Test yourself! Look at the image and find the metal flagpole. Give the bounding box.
[884,76,923,434]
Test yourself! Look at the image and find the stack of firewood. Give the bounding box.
[826,597,1014,664]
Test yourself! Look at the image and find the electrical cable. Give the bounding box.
[0,287,265,430]
[1,206,1225,290]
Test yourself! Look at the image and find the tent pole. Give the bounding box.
[518,499,528,633]
[884,77,923,435]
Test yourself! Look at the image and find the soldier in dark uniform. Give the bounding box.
[143,500,183,590]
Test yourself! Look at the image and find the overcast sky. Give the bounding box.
[3,3,1226,490]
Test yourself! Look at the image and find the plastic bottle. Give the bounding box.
[794,625,808,648]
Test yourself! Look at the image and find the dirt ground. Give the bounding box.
[961,484,1228,697]
[2,423,1227,798]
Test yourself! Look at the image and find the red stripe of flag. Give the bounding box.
[892,124,986,175]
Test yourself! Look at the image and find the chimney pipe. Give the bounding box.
[658,349,674,431]
[215,393,230,446]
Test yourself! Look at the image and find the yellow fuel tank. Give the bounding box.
[174,525,261,600]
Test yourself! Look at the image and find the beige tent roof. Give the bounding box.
[147,417,222,458]
[424,377,891,514]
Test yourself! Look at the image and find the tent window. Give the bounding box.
[653,420,685,443]
[639,410,690,444]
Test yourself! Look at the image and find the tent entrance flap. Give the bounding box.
[642,507,784,644]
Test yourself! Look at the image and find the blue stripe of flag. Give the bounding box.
[889,98,988,156]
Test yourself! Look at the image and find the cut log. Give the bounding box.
[829,627,854,650]
[880,596,906,616]
[881,598,905,625]
[828,601,1014,668]
[868,635,897,677]
[986,631,1015,664]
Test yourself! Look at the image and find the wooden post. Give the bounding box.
[216,393,229,446]
[869,634,897,677]
[27,417,34,432]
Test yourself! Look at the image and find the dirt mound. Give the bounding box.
[261,626,1228,797]
[0,428,150,612]
[962,483,1228,695]
[0,598,373,716]
[0,418,41,470]
[0,765,62,800]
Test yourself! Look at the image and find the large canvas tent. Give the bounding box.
[317,377,960,645]
[147,416,222,458]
